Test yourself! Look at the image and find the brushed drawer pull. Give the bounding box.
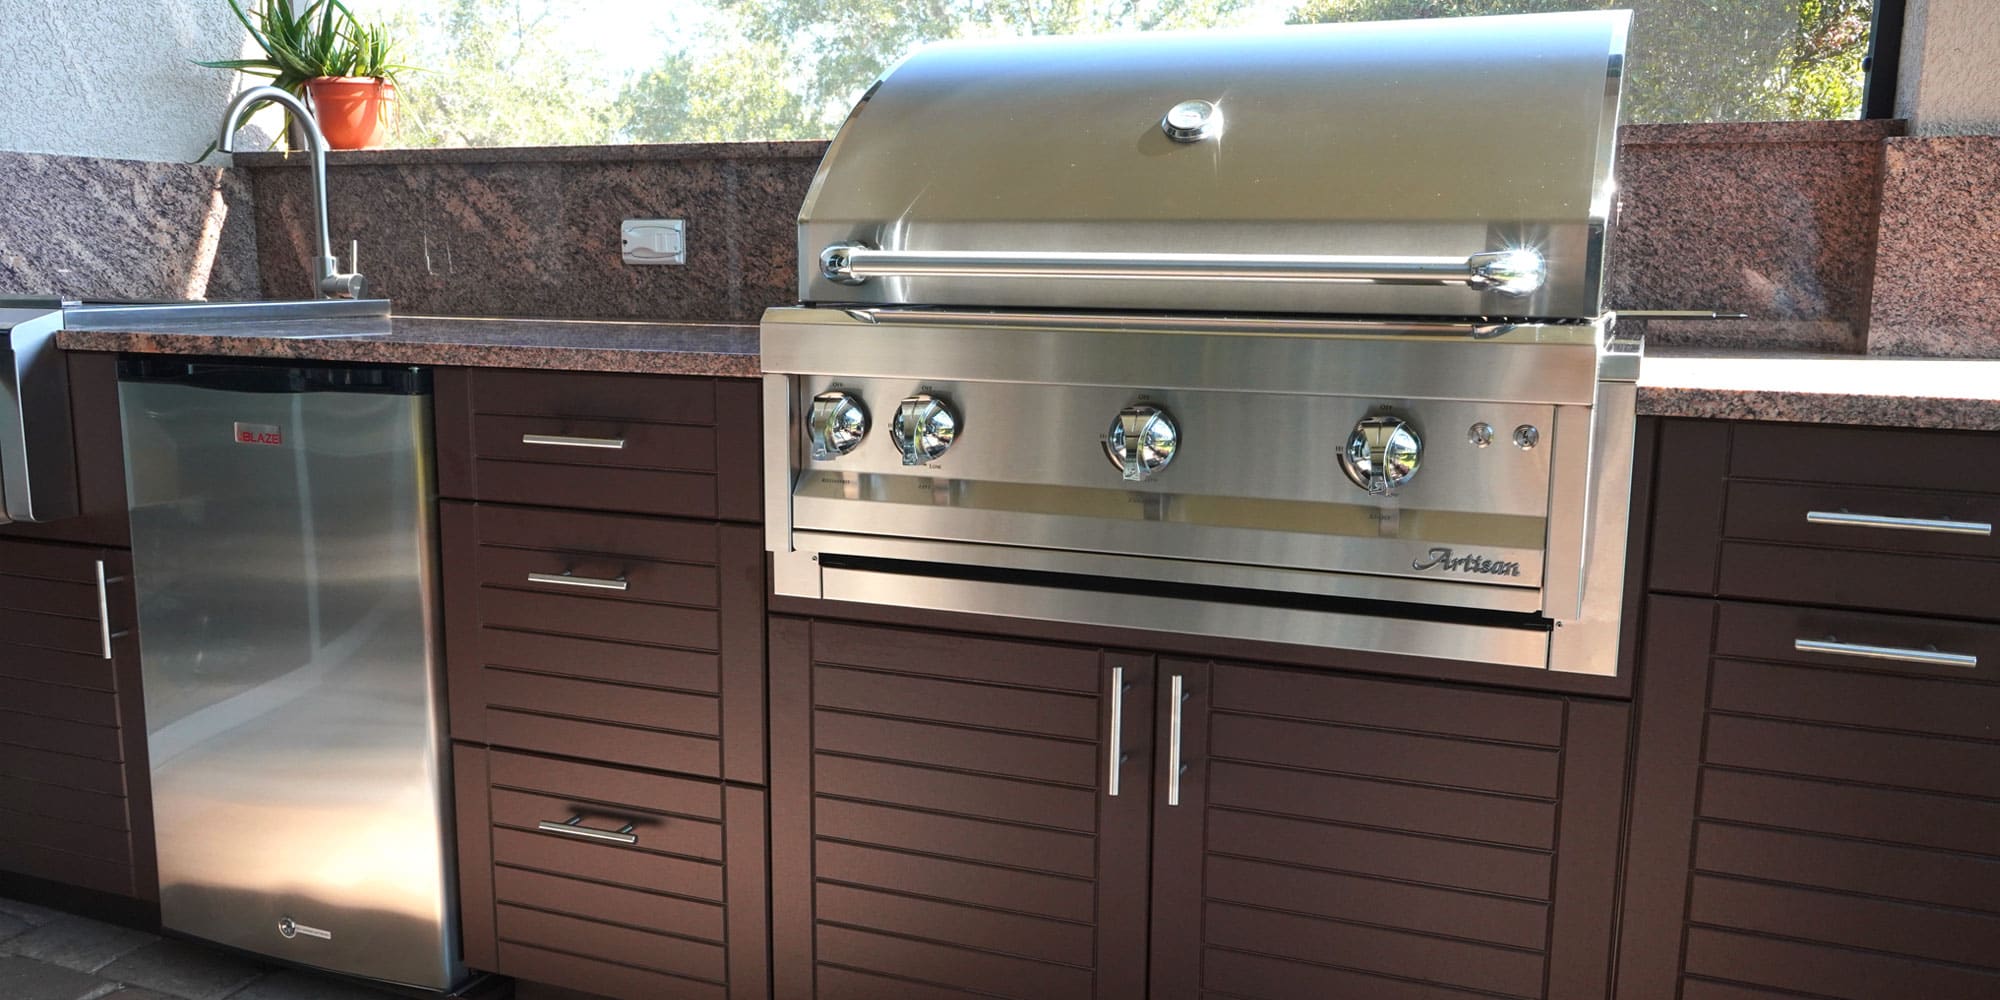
[538,816,639,845]
[1806,510,1992,536]
[1794,638,1978,669]
[522,433,627,450]
[1107,665,1126,798]
[95,560,113,660]
[527,571,629,592]
[1166,673,1186,807]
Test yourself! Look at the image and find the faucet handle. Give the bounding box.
[318,240,367,299]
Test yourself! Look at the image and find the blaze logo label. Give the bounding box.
[233,422,283,447]
[1412,547,1522,577]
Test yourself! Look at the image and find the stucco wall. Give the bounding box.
[1897,0,2000,135]
[0,1,250,162]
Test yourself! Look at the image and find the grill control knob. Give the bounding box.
[1340,415,1423,497]
[807,391,868,461]
[890,394,959,465]
[1105,405,1179,482]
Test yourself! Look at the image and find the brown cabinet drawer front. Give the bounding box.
[0,805,134,865]
[473,415,717,473]
[0,645,117,692]
[496,942,726,1000]
[1718,541,2000,620]
[443,503,764,781]
[1714,601,2000,685]
[1726,480,2000,558]
[491,786,723,862]
[470,629,721,694]
[0,609,109,658]
[0,774,131,831]
[1682,925,2000,1000]
[1730,422,2000,495]
[497,903,728,986]
[475,588,719,650]
[437,370,760,520]
[454,369,719,425]
[458,747,767,999]
[0,838,137,898]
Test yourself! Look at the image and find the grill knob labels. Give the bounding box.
[1340,414,1423,497]
[1105,404,1179,481]
[890,393,960,466]
[807,390,868,460]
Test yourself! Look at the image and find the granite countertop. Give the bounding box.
[56,314,2000,430]
[1638,349,2000,431]
[57,314,761,378]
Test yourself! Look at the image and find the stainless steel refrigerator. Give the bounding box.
[119,358,462,991]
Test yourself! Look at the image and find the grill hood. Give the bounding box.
[798,10,1630,320]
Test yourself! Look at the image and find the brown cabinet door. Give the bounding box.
[0,539,154,901]
[769,616,1155,999]
[1150,657,1629,1000]
[1619,597,2000,1000]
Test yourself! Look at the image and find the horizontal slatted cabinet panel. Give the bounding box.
[441,501,765,783]
[0,539,154,900]
[434,368,761,522]
[1651,419,2000,618]
[1151,658,1630,1000]
[455,747,768,1000]
[769,617,1156,1000]
[1620,597,2000,1000]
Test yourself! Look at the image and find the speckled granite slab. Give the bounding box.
[58,314,760,377]
[1640,350,2000,430]
[0,151,258,301]
[1609,120,1904,354]
[1866,136,2000,357]
[244,146,822,323]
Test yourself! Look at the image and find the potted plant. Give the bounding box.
[200,0,408,150]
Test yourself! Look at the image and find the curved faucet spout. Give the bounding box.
[216,86,365,299]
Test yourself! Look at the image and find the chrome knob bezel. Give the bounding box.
[1161,100,1222,142]
[807,390,868,461]
[889,393,959,466]
[1340,415,1423,496]
[1104,404,1179,482]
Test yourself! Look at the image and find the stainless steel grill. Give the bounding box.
[764,10,1639,675]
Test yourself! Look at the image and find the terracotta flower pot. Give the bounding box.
[305,76,396,149]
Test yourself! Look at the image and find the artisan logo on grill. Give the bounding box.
[1413,547,1522,577]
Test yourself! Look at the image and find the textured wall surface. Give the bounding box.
[0,151,259,301]
[1897,0,2000,135]
[0,1,248,162]
[245,143,824,322]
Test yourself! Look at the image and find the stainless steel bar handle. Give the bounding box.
[537,815,639,845]
[1794,638,1978,669]
[821,244,1547,297]
[1806,510,1993,536]
[527,571,630,592]
[521,433,627,450]
[1107,666,1125,798]
[1166,673,1186,807]
[94,560,112,660]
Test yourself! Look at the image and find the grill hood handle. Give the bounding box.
[820,244,1548,297]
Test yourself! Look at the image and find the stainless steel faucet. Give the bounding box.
[217,86,366,299]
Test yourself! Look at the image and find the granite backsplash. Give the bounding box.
[0,150,259,301]
[241,142,822,324]
[237,122,1992,356]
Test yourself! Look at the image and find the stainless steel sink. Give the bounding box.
[51,298,393,338]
